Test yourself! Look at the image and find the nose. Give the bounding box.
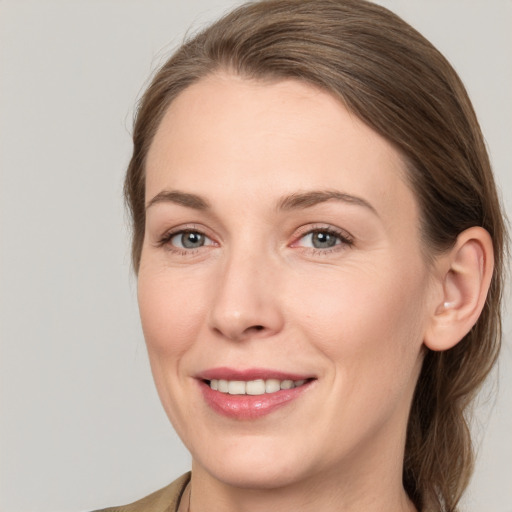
[208,248,284,341]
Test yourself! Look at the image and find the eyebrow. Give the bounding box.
[145,188,378,216]
[278,190,379,216]
[146,190,210,211]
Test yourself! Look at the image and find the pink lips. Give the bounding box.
[197,367,315,420]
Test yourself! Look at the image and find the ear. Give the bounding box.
[424,227,494,351]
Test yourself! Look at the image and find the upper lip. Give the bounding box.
[197,367,315,381]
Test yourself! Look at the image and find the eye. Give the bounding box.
[172,231,206,249]
[294,227,353,251]
[301,231,339,249]
[162,229,215,251]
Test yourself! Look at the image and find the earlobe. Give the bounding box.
[424,227,494,352]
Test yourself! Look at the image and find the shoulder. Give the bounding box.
[91,473,190,512]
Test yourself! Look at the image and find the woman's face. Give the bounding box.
[139,74,437,489]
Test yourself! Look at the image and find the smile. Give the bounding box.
[198,371,315,420]
[208,378,307,395]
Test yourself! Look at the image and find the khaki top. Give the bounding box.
[93,473,191,512]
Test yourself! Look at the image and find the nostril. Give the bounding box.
[244,325,265,334]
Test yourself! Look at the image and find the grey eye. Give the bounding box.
[171,231,207,249]
[295,227,352,252]
[310,231,338,249]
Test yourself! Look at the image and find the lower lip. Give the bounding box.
[199,380,314,420]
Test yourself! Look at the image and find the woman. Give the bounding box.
[98,0,507,511]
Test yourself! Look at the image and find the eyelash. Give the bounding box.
[157,225,215,255]
[157,225,354,256]
[292,225,354,255]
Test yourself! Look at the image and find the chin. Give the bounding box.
[191,435,314,490]
[203,462,306,491]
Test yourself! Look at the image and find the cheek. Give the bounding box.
[287,260,428,380]
[287,262,429,450]
[136,263,213,435]
[137,265,209,362]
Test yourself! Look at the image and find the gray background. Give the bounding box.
[0,1,510,511]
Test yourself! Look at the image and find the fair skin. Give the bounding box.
[138,73,493,512]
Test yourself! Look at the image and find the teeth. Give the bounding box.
[280,379,294,390]
[209,378,308,395]
[228,380,246,395]
[265,379,281,393]
[246,379,265,395]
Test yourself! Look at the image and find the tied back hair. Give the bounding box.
[124,1,508,510]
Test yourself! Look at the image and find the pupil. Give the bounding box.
[313,231,336,248]
[182,232,204,248]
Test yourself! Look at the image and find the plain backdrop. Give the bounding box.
[0,1,510,511]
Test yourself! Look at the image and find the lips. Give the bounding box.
[197,367,315,419]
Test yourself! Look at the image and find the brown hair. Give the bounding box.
[124,1,507,510]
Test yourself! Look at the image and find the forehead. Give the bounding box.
[145,73,417,228]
